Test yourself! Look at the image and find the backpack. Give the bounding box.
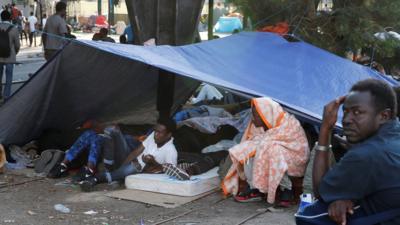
[0,25,14,58]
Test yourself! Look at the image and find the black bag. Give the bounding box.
[0,25,13,58]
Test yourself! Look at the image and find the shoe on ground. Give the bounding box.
[234,189,265,203]
[80,177,98,192]
[34,149,65,175]
[72,166,95,183]
[34,150,54,173]
[275,188,295,208]
[47,162,68,178]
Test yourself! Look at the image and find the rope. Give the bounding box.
[5,22,76,43]
[291,2,311,37]
[252,1,296,29]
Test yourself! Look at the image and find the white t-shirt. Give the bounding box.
[137,132,177,168]
[42,18,47,29]
[28,15,37,32]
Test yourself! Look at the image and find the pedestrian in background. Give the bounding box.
[0,10,20,102]
[42,2,67,61]
[27,12,37,47]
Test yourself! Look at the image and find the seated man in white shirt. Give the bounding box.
[80,117,177,192]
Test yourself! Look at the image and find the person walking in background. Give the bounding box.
[27,12,37,47]
[17,14,27,46]
[0,10,20,102]
[41,14,47,30]
[10,3,21,25]
[42,2,68,61]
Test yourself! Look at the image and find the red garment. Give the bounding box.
[11,7,21,20]
[95,15,108,28]
[258,22,289,36]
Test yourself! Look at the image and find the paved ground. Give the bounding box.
[0,168,297,225]
[1,32,300,225]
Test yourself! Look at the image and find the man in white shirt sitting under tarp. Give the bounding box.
[80,117,178,192]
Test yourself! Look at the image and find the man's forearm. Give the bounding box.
[123,145,144,165]
[312,126,332,198]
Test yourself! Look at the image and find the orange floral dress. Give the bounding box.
[222,97,310,203]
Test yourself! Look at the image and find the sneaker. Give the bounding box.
[72,167,95,183]
[80,177,98,192]
[34,149,65,175]
[275,188,295,208]
[234,189,265,203]
[162,163,190,181]
[47,162,68,178]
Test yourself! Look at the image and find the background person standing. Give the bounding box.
[27,12,37,47]
[42,2,67,61]
[0,10,20,102]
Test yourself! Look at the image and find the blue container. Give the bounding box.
[214,17,243,33]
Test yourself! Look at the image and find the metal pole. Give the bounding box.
[98,0,102,15]
[208,0,214,40]
[108,0,114,34]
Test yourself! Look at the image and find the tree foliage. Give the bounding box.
[227,0,400,62]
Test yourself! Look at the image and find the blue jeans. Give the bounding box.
[65,130,104,166]
[0,63,14,100]
[102,162,141,183]
[102,127,140,170]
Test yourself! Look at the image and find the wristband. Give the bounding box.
[314,142,332,152]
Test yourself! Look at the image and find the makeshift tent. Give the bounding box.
[0,32,395,145]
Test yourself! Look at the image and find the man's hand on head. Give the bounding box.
[321,96,347,131]
[328,200,354,225]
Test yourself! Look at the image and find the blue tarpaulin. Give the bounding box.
[80,32,395,124]
[0,32,395,145]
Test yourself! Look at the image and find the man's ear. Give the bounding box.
[378,108,392,124]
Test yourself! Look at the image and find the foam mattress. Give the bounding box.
[125,167,220,196]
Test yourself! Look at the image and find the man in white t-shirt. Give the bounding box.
[27,12,37,47]
[80,118,178,192]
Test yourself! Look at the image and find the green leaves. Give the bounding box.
[230,0,400,58]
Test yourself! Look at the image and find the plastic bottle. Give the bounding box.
[54,204,71,213]
[298,193,313,213]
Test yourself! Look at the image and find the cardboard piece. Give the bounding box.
[105,188,217,208]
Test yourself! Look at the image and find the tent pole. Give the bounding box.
[157,70,175,119]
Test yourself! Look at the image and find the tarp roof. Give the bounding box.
[79,32,395,123]
[0,32,395,145]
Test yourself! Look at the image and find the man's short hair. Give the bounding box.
[30,12,34,16]
[1,10,11,21]
[99,28,108,35]
[350,79,397,118]
[55,2,67,12]
[157,117,176,133]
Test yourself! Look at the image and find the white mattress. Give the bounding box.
[125,167,220,197]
